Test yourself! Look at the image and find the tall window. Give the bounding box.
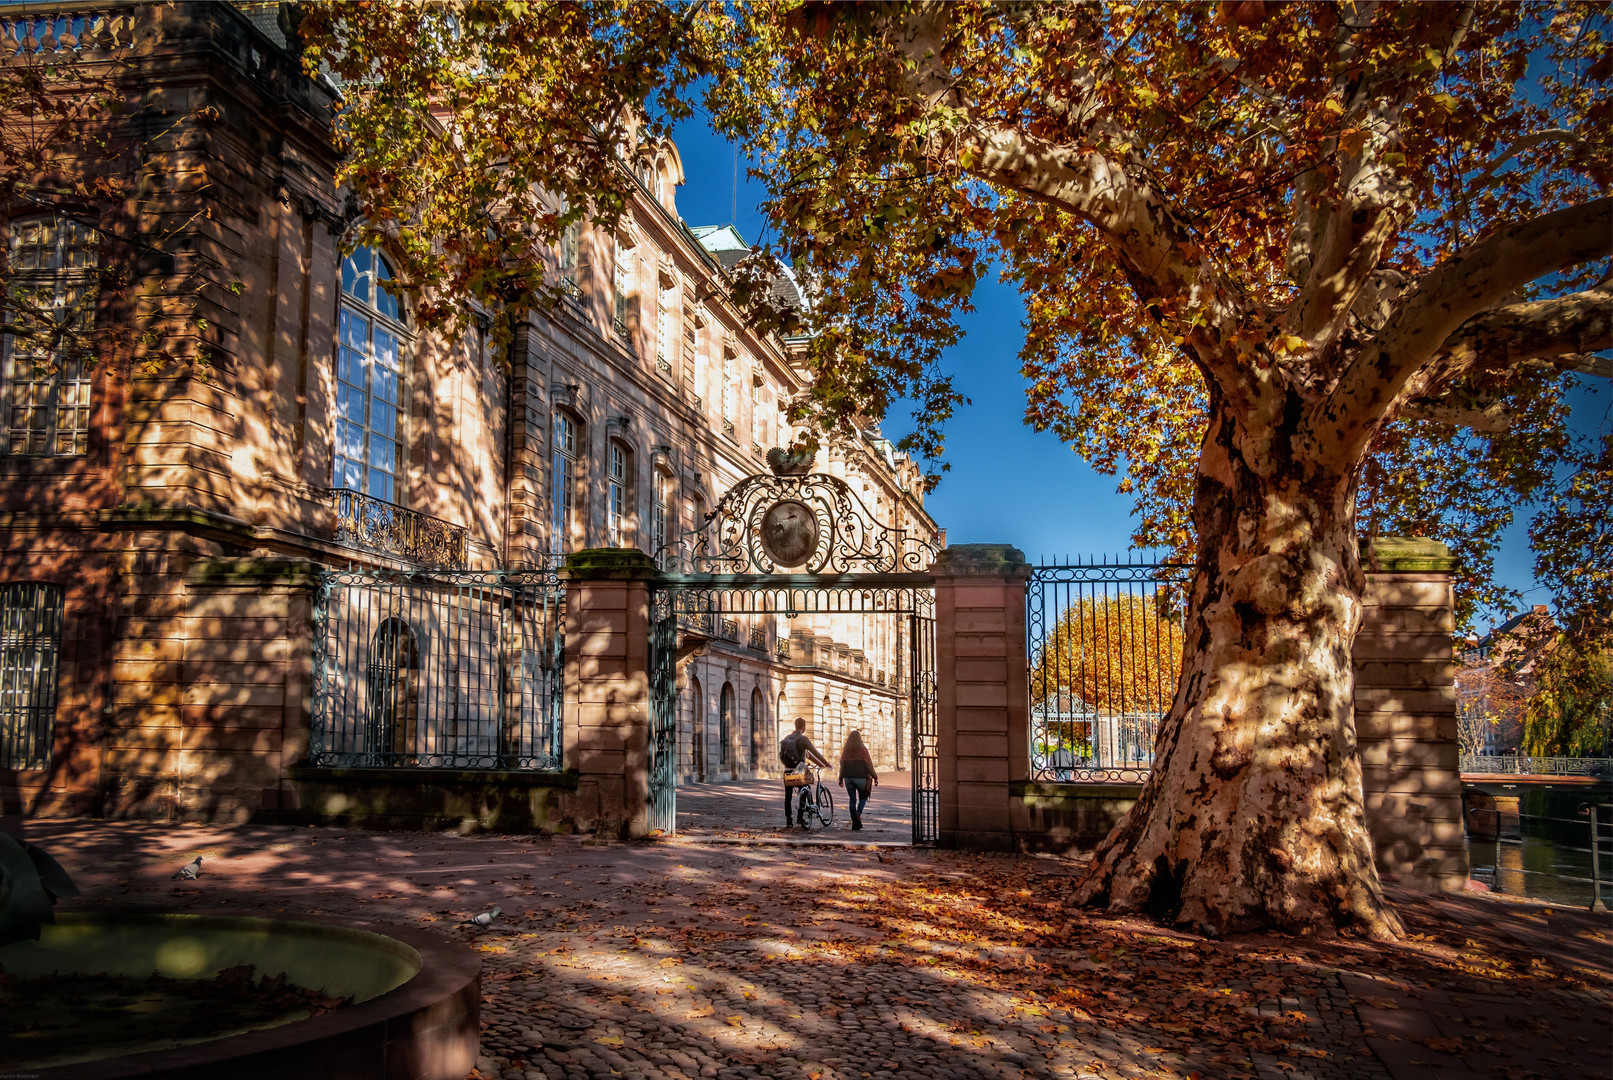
[550,412,579,553]
[691,493,707,558]
[0,582,64,770]
[3,217,96,457]
[607,439,632,547]
[720,349,736,436]
[558,219,580,296]
[656,279,674,376]
[751,380,766,449]
[650,466,671,561]
[690,320,706,408]
[613,236,633,339]
[334,247,406,503]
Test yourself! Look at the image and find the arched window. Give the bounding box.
[607,438,632,547]
[3,217,97,457]
[0,582,64,769]
[749,687,764,770]
[549,411,580,553]
[335,247,406,503]
[366,616,419,763]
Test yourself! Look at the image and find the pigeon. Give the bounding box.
[461,906,501,929]
[172,856,202,880]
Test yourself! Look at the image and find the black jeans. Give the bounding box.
[784,783,810,823]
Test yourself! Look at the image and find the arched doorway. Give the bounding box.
[690,674,705,782]
[749,687,765,773]
[366,616,419,764]
[719,682,736,777]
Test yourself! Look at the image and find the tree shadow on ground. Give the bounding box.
[21,822,1612,1080]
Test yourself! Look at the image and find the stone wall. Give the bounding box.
[952,540,1468,894]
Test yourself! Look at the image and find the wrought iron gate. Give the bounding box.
[910,611,938,844]
[648,463,940,844]
[311,567,564,770]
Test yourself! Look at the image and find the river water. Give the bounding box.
[1466,813,1609,908]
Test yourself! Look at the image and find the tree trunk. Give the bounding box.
[1072,382,1404,939]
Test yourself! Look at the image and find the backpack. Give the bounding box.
[779,733,804,769]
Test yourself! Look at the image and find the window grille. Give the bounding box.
[334,247,406,503]
[3,217,97,456]
[0,582,64,770]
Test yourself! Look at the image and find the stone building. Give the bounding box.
[0,1,936,824]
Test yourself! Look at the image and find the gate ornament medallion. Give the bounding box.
[657,450,938,575]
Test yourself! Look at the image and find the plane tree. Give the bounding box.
[302,0,1611,937]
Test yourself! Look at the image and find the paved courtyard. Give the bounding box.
[18,781,1612,1080]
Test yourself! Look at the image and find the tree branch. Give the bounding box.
[1307,197,1613,460]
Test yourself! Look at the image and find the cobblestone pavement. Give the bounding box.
[22,797,1612,1080]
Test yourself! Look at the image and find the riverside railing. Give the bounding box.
[1465,802,1612,911]
[1461,755,1613,776]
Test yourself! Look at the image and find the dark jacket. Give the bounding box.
[838,757,875,781]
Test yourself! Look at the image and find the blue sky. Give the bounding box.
[669,119,1592,633]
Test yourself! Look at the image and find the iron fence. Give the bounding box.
[1027,556,1194,783]
[310,568,563,770]
[1461,754,1613,777]
[0,582,64,771]
[1466,802,1612,911]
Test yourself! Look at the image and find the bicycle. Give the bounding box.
[794,764,836,829]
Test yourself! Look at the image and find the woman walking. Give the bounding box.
[838,729,879,830]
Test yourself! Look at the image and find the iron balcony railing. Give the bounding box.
[776,638,792,659]
[327,489,468,569]
[749,626,767,651]
[1461,754,1613,776]
[718,618,739,642]
[678,610,713,635]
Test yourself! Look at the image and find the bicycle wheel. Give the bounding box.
[812,785,835,828]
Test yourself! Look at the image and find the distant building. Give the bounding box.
[0,3,936,820]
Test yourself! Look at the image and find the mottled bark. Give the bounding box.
[1072,380,1404,939]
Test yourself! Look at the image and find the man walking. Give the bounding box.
[779,717,830,828]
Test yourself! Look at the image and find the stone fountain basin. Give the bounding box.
[0,910,479,1080]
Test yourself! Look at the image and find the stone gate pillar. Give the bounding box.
[559,549,656,839]
[1356,538,1469,891]
[931,544,1032,851]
